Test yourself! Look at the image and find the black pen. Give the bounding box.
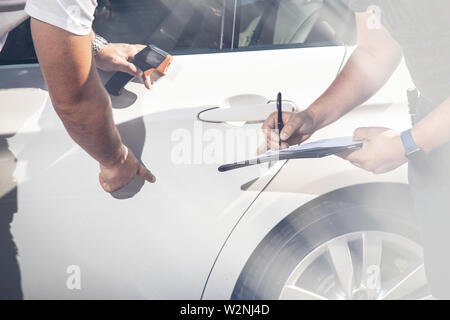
[277,92,284,147]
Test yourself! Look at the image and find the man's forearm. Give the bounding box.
[31,18,125,167]
[306,13,403,130]
[53,71,125,168]
[412,97,450,153]
[307,46,402,130]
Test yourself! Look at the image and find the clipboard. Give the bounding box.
[218,136,363,172]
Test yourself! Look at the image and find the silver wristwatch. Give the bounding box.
[92,34,108,56]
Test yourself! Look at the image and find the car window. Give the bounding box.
[0,18,36,65]
[235,0,356,49]
[93,0,224,53]
[0,0,224,65]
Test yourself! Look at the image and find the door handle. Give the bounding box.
[198,94,298,124]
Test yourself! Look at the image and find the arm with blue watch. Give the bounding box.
[343,94,450,175]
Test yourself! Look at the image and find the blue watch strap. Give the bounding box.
[401,129,421,157]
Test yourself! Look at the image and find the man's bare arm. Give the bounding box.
[307,12,403,130]
[31,18,155,192]
[31,18,124,166]
[263,13,404,150]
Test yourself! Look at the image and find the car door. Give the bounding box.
[0,0,353,299]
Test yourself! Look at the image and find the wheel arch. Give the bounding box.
[299,182,414,219]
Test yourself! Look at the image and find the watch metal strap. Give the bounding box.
[93,34,108,56]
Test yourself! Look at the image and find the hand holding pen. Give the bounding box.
[261,93,317,151]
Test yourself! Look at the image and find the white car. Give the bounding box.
[0,0,428,300]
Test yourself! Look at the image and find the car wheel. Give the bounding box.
[232,188,431,300]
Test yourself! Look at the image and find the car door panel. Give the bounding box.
[1,0,354,298]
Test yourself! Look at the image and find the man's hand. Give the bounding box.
[99,145,156,193]
[95,43,152,89]
[261,110,316,152]
[340,127,407,174]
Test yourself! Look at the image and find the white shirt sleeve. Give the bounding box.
[25,0,98,36]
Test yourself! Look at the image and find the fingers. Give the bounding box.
[340,145,371,170]
[118,60,152,90]
[124,44,145,62]
[350,161,362,168]
[262,112,305,151]
[127,44,153,90]
[335,149,364,172]
[120,61,143,78]
[335,149,356,160]
[341,148,364,163]
[262,112,277,131]
[99,172,115,193]
[257,143,268,155]
[280,115,302,141]
[98,146,156,193]
[143,73,152,90]
[99,173,109,192]
[99,165,156,193]
[262,112,277,149]
[97,43,154,90]
[280,142,290,150]
[268,137,289,150]
[138,164,156,183]
[131,44,146,52]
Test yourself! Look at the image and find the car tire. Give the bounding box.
[232,183,431,300]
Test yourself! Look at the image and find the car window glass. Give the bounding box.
[236,0,355,48]
[0,0,224,65]
[93,0,224,53]
[0,18,36,65]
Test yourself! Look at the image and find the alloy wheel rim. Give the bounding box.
[279,231,431,300]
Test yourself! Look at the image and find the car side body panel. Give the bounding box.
[203,60,415,299]
[1,46,347,298]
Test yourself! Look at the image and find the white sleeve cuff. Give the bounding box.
[25,1,93,36]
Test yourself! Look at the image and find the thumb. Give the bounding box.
[143,73,152,90]
[353,127,385,141]
[280,116,302,141]
[138,164,156,183]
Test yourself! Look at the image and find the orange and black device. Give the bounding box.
[105,44,173,96]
